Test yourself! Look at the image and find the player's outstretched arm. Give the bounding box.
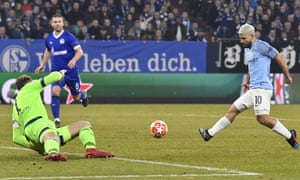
[35,49,51,74]
[12,108,35,149]
[68,47,83,69]
[25,71,66,91]
[241,73,250,91]
[12,126,45,155]
[42,70,66,86]
[12,122,32,149]
[274,53,292,84]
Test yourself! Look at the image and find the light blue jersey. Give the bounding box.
[45,30,81,72]
[244,39,278,90]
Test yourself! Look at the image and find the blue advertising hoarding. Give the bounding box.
[0,40,295,104]
[0,40,207,73]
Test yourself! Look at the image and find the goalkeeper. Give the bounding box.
[12,71,114,161]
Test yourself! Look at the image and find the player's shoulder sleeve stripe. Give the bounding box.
[256,40,278,58]
[256,40,270,49]
[74,44,81,50]
[40,78,46,87]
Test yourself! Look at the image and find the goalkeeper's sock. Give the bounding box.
[79,126,97,149]
[51,95,60,119]
[44,139,60,154]
[208,116,231,136]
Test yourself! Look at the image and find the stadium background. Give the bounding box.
[0,39,298,104]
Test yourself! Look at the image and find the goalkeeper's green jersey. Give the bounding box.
[13,72,63,128]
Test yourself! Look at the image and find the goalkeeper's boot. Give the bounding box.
[44,152,67,161]
[286,129,299,149]
[86,148,115,158]
[81,92,89,107]
[199,128,213,141]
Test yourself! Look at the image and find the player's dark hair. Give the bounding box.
[16,75,32,90]
[52,13,63,19]
[51,13,65,25]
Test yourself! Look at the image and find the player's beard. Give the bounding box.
[54,26,63,33]
[56,28,62,32]
[241,42,252,48]
[55,30,62,34]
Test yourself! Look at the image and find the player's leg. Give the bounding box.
[25,119,67,161]
[74,90,88,107]
[42,131,67,161]
[66,74,89,107]
[199,105,238,141]
[51,81,64,128]
[254,89,298,149]
[57,121,114,158]
[199,90,253,141]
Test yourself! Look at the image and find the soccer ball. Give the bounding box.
[150,120,168,138]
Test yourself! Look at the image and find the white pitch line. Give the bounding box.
[111,157,261,176]
[0,146,262,179]
[61,152,261,176]
[0,173,261,180]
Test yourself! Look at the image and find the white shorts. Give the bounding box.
[233,89,273,115]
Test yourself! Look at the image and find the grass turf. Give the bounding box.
[0,104,300,179]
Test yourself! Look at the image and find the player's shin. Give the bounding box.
[44,138,60,154]
[208,116,231,136]
[79,126,96,149]
[51,95,60,119]
[79,91,87,100]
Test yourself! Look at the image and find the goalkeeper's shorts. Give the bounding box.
[24,117,71,145]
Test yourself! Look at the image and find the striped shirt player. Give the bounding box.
[199,23,298,149]
[35,14,88,128]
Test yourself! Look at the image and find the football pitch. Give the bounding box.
[1,104,300,179]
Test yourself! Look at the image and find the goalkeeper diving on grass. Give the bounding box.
[11,70,114,161]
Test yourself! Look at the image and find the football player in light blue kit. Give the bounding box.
[35,13,88,128]
[199,23,298,149]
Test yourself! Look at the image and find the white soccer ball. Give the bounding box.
[150,120,168,138]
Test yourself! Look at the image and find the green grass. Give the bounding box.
[1,104,300,179]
